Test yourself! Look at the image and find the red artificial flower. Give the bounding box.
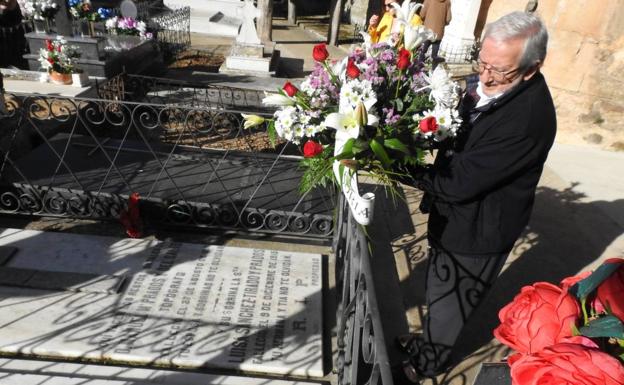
[119,192,143,238]
[282,81,298,97]
[509,342,624,385]
[346,58,361,79]
[596,258,624,320]
[397,48,411,70]
[419,116,438,133]
[312,43,329,62]
[493,282,580,355]
[47,57,54,65]
[303,140,323,158]
[45,40,53,51]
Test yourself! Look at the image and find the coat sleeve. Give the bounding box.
[415,130,539,203]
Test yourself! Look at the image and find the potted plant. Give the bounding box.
[38,37,79,85]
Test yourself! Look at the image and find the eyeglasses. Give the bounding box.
[473,58,520,83]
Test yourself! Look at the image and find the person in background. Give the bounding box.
[395,11,556,383]
[418,0,451,67]
[0,0,26,68]
[368,0,422,45]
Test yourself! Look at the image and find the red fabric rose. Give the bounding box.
[346,59,361,79]
[312,43,329,62]
[47,58,54,65]
[119,192,142,238]
[419,116,438,133]
[282,81,298,97]
[303,140,323,158]
[397,48,411,70]
[560,270,592,291]
[596,258,624,320]
[510,342,624,385]
[493,282,580,354]
[45,40,53,51]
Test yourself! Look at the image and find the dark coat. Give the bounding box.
[416,72,557,255]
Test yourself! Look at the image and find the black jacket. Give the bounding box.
[416,72,556,255]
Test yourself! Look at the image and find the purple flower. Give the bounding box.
[382,107,401,125]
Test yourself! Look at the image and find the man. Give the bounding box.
[418,0,452,67]
[396,11,556,383]
[368,0,422,45]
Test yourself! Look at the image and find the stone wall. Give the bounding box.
[482,0,624,150]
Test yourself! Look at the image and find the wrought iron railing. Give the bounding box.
[96,73,271,113]
[334,194,395,385]
[0,92,334,238]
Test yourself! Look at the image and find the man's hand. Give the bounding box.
[369,14,380,28]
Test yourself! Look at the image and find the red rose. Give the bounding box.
[596,258,624,320]
[312,43,329,62]
[510,342,624,385]
[303,140,323,158]
[47,57,54,65]
[282,81,298,97]
[397,48,411,70]
[346,58,361,79]
[493,282,580,355]
[45,40,53,51]
[419,116,438,133]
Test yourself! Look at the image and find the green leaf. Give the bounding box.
[266,120,277,147]
[370,138,392,168]
[383,138,409,154]
[579,315,624,339]
[571,262,622,299]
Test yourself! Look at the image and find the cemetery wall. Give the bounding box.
[482,0,624,150]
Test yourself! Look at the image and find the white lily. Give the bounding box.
[241,114,265,129]
[262,92,295,107]
[391,0,421,27]
[403,24,436,51]
[359,31,374,58]
[325,101,379,154]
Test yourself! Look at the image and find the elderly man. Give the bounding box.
[396,11,556,383]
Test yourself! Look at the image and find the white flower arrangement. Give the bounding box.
[22,0,58,20]
[105,16,153,39]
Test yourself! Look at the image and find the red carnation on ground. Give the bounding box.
[282,81,298,97]
[397,48,411,70]
[303,140,323,158]
[119,192,143,238]
[346,59,360,79]
[312,43,329,62]
[419,116,438,134]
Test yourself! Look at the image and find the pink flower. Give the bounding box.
[509,342,624,385]
[493,282,580,354]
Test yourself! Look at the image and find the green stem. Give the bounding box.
[395,70,403,98]
[581,298,589,325]
[322,61,339,85]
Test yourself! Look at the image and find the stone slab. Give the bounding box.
[472,363,511,385]
[0,228,324,377]
[0,267,125,294]
[4,79,92,98]
[225,56,272,72]
[230,43,264,58]
[0,358,317,384]
[0,247,17,266]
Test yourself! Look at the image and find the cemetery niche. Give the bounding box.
[21,0,191,78]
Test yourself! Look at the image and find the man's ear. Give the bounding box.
[523,61,541,80]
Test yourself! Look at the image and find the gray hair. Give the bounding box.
[483,11,548,73]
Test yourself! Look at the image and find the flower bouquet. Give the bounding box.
[68,0,112,22]
[38,36,80,83]
[494,258,624,384]
[244,0,462,196]
[23,0,58,20]
[105,16,152,39]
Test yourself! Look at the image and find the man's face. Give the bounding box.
[477,37,525,96]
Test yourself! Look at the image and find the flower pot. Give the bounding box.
[71,72,90,87]
[49,71,73,85]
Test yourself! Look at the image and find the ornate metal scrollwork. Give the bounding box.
[334,195,395,385]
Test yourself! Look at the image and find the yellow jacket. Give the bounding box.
[368,11,423,44]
